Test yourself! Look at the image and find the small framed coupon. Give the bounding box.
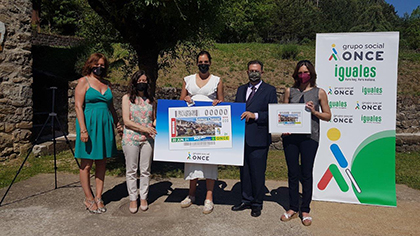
[268,104,311,134]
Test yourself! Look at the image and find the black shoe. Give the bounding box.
[231,202,251,211]
[251,207,261,217]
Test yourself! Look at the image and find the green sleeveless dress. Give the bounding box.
[75,78,117,159]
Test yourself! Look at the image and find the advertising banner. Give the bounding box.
[154,100,246,166]
[313,32,399,206]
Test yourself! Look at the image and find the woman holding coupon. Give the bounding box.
[281,60,331,226]
[179,50,224,214]
[122,70,157,213]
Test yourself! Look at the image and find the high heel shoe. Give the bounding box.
[95,198,107,213]
[84,199,101,214]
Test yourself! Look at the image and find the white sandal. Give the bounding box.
[302,216,312,226]
[180,196,195,208]
[280,211,298,221]
[203,200,214,214]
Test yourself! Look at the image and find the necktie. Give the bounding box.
[247,86,256,103]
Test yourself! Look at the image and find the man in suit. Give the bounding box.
[232,60,278,217]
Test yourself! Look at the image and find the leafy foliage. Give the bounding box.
[400,6,420,50]
[217,0,275,43]
[40,0,81,35]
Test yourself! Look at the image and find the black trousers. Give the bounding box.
[282,134,319,213]
[240,144,269,208]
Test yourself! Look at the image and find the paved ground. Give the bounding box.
[0,173,419,236]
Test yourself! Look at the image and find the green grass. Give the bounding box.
[396,151,420,190]
[0,151,80,188]
[2,150,418,191]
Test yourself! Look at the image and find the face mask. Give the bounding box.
[298,73,311,84]
[92,66,105,77]
[136,83,148,92]
[198,64,210,73]
[248,71,261,82]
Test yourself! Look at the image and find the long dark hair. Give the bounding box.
[128,70,154,104]
[292,60,317,88]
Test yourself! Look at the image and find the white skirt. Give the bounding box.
[184,163,218,180]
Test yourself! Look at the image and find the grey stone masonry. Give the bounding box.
[0,0,33,160]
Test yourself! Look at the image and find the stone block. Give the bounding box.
[18,142,32,155]
[0,132,13,149]
[19,84,32,97]
[12,128,31,142]
[271,134,282,143]
[11,99,26,107]
[4,122,15,132]
[0,63,16,74]
[270,141,283,150]
[16,121,32,129]
[21,66,32,78]
[12,77,25,83]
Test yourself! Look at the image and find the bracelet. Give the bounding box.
[81,130,88,134]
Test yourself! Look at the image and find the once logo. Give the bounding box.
[329,44,339,61]
[330,87,354,96]
[332,116,353,124]
[191,152,210,162]
[362,104,382,110]
[341,51,384,61]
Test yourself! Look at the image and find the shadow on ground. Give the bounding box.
[102,179,290,210]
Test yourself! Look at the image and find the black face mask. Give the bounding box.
[92,66,105,77]
[136,83,148,92]
[198,64,210,74]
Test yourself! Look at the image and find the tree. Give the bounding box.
[350,0,398,32]
[217,0,275,43]
[87,0,224,95]
[270,0,321,42]
[318,0,358,33]
[40,0,81,35]
[401,6,420,50]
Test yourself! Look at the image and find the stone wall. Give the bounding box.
[31,32,84,47]
[0,0,33,160]
[396,94,420,152]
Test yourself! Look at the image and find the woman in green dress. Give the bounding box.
[75,53,122,214]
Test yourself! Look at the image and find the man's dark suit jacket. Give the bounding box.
[235,81,278,147]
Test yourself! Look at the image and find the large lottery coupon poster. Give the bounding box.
[154,100,245,166]
[313,32,399,207]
